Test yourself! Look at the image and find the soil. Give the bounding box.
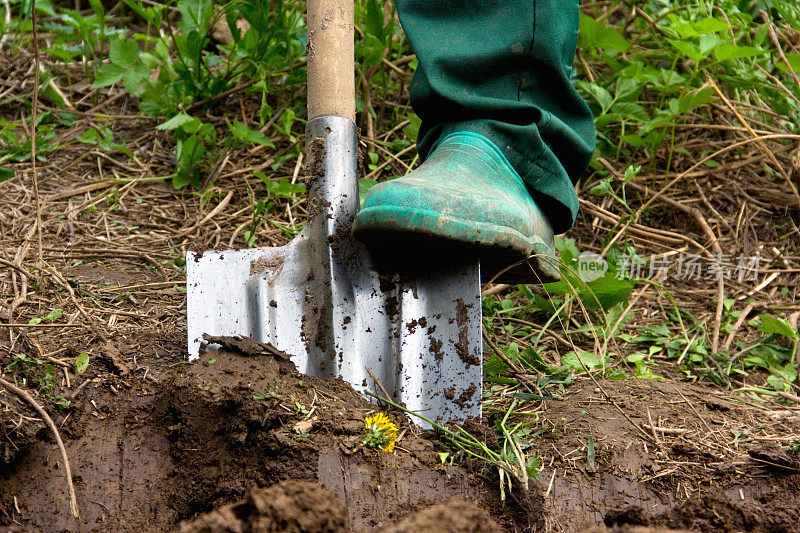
[1,55,799,533]
[1,334,799,532]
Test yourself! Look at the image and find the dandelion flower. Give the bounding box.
[362,413,398,452]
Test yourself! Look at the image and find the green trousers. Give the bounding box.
[394,0,595,233]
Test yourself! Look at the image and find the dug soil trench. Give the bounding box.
[2,335,799,532]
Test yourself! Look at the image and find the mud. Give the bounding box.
[454,298,479,367]
[379,499,502,533]
[1,341,799,532]
[250,256,286,277]
[0,342,533,532]
[176,481,350,533]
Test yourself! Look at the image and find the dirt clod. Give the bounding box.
[380,498,501,533]
[176,481,350,533]
[605,506,650,527]
[202,334,292,361]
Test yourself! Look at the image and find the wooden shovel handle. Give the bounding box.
[307,0,355,122]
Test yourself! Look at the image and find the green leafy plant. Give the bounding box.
[39,364,72,410]
[28,308,63,325]
[739,315,799,392]
[75,353,90,374]
[4,353,42,373]
[362,412,399,452]
[368,392,538,499]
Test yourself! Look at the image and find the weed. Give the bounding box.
[586,431,596,470]
[39,364,71,410]
[4,353,42,373]
[252,384,279,401]
[369,393,537,498]
[75,353,90,374]
[293,400,309,415]
[243,189,272,247]
[28,308,62,325]
[362,412,398,452]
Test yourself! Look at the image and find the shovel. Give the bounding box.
[186,0,482,424]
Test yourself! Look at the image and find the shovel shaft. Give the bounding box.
[307,0,355,122]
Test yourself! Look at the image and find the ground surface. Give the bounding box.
[2,332,800,532]
[3,4,800,530]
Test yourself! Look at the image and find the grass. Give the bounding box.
[0,0,799,480]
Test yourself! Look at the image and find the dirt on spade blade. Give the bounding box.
[1,336,800,533]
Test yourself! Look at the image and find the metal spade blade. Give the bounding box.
[187,116,482,424]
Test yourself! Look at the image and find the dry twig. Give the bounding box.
[0,376,79,518]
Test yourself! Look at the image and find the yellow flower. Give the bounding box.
[362,413,398,452]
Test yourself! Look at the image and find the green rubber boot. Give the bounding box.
[352,131,561,283]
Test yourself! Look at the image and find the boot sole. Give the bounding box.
[353,205,560,284]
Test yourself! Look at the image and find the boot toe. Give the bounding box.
[352,131,561,283]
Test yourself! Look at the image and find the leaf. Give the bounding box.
[0,168,13,182]
[627,352,646,363]
[554,235,581,262]
[122,62,150,98]
[597,27,630,53]
[544,270,634,311]
[88,0,104,18]
[78,127,102,145]
[579,14,601,46]
[577,81,613,111]
[91,63,125,88]
[776,53,800,74]
[526,454,541,477]
[614,76,642,101]
[261,177,306,198]
[402,113,422,141]
[355,35,384,67]
[606,301,633,334]
[713,43,768,62]
[589,178,613,197]
[579,14,629,54]
[759,315,798,339]
[484,353,509,376]
[563,349,607,372]
[620,133,646,147]
[359,177,378,203]
[773,363,798,384]
[109,38,139,69]
[157,112,199,131]
[670,22,698,39]
[178,0,214,35]
[75,353,90,374]
[364,0,385,41]
[693,17,731,34]
[610,101,649,122]
[518,347,549,372]
[699,34,722,56]
[677,88,714,113]
[228,121,274,147]
[44,308,63,321]
[667,39,704,63]
[659,69,687,87]
[744,343,793,372]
